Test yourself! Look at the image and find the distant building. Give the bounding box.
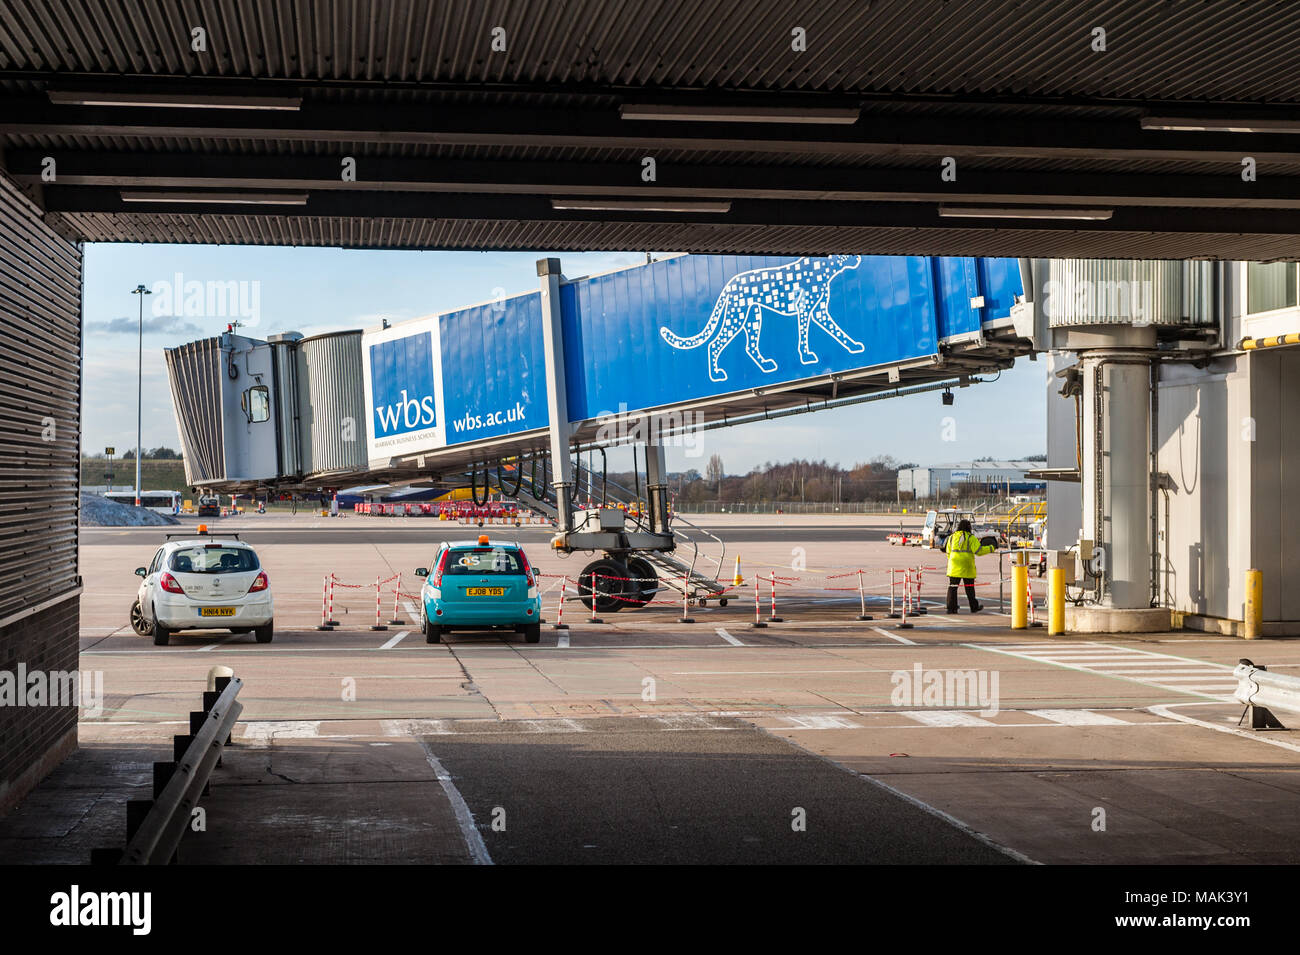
[898,461,1046,500]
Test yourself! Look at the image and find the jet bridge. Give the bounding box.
[166,250,1034,610]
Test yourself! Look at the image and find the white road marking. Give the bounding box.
[970,642,1237,701]
[851,773,1039,865]
[239,720,321,740]
[871,626,918,645]
[715,627,744,646]
[402,600,419,622]
[1149,702,1300,754]
[904,710,997,727]
[556,633,570,648]
[781,714,861,729]
[1026,709,1129,726]
[197,634,240,651]
[418,741,493,866]
[379,629,410,649]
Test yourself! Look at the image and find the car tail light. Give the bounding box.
[519,551,535,587]
[248,571,269,593]
[432,550,450,587]
[160,572,185,594]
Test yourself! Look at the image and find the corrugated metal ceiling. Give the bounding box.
[3,0,1299,102]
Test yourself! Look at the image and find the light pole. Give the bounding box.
[130,284,151,506]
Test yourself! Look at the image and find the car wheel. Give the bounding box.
[255,621,273,643]
[153,626,170,647]
[523,623,541,644]
[577,558,629,614]
[424,614,442,643]
[129,600,153,636]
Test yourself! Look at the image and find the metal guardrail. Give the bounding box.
[1234,660,1295,730]
[92,674,243,864]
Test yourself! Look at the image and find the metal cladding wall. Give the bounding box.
[165,338,225,485]
[296,331,368,474]
[0,172,82,813]
[562,254,945,421]
[0,176,82,621]
[440,295,549,446]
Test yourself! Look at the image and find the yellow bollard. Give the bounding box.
[1245,568,1262,640]
[1048,567,1065,635]
[1011,558,1028,630]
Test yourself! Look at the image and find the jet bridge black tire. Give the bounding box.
[578,558,630,614]
[623,557,659,610]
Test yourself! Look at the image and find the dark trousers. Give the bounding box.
[947,576,980,613]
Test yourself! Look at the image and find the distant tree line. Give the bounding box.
[595,455,919,505]
[88,447,183,460]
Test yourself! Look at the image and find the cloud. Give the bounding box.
[86,314,205,337]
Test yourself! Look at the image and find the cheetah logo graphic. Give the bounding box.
[658,255,864,382]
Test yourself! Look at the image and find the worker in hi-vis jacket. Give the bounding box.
[943,519,996,613]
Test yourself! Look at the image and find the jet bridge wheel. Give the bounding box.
[578,558,631,614]
[623,557,659,610]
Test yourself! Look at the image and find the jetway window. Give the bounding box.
[242,385,270,423]
[1247,261,1298,314]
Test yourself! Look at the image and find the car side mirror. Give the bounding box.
[135,567,147,577]
[415,568,428,577]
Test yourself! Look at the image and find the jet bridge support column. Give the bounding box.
[538,258,575,532]
[643,419,671,536]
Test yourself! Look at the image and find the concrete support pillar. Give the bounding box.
[1080,350,1153,609]
[537,257,574,531]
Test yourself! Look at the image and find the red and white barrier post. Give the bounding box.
[370,574,388,631]
[856,569,873,621]
[898,569,914,629]
[388,572,404,625]
[588,573,604,624]
[317,574,334,630]
[767,571,783,623]
[327,574,339,627]
[915,565,927,614]
[751,577,767,628]
[553,575,570,630]
[888,568,901,618]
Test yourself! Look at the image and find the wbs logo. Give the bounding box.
[370,332,437,438]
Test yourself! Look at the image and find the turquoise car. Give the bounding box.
[416,537,542,644]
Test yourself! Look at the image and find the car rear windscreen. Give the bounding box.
[444,548,523,575]
[170,546,259,574]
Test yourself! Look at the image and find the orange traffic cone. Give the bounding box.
[732,556,744,587]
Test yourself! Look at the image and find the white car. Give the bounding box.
[131,531,274,646]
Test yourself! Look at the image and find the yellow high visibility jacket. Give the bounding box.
[944,530,995,579]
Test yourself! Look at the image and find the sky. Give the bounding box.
[81,244,1047,476]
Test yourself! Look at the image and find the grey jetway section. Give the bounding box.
[166,329,370,491]
[0,173,83,814]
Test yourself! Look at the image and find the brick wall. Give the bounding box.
[0,596,79,815]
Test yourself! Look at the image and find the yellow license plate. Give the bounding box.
[465,587,505,597]
[200,607,236,617]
